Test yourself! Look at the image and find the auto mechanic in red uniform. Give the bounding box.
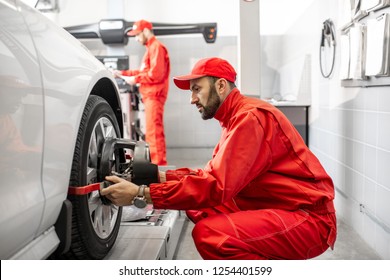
[116,19,170,165]
[102,57,337,260]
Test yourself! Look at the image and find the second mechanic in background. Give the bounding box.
[114,19,170,166]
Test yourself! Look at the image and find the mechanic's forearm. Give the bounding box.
[159,171,166,183]
[144,172,165,204]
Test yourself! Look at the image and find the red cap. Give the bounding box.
[127,19,153,36]
[173,57,237,90]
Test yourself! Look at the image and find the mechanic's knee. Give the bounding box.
[191,218,219,259]
[186,210,209,223]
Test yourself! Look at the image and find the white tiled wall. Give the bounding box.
[273,0,390,259]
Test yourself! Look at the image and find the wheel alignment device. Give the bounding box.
[68,139,159,201]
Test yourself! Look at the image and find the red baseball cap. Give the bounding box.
[127,19,153,36]
[173,57,237,90]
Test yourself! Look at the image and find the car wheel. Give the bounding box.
[66,95,122,259]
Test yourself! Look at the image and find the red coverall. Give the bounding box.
[150,88,337,260]
[121,36,170,165]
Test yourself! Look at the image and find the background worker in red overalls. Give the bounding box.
[102,57,337,260]
[114,19,170,165]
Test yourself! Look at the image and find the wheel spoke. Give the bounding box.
[96,119,106,143]
[105,125,115,138]
[92,204,103,234]
[101,205,113,234]
[88,191,100,213]
[88,131,98,169]
[86,168,97,185]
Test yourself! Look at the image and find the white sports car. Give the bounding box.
[0,0,125,259]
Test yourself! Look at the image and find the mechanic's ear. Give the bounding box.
[217,78,228,97]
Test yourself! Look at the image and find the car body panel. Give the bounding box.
[0,0,122,259]
[0,0,45,259]
[19,2,122,237]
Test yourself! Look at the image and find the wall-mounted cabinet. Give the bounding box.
[340,2,390,87]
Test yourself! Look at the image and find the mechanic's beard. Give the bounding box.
[200,86,221,120]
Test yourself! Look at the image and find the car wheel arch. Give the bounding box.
[90,77,124,138]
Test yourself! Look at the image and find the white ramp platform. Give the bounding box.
[105,209,186,260]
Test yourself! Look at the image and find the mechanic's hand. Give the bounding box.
[110,69,121,78]
[100,175,139,206]
[124,76,136,85]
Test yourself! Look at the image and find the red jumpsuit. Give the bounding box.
[150,88,336,259]
[121,36,170,165]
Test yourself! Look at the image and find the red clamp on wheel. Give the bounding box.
[68,181,112,195]
[68,181,113,205]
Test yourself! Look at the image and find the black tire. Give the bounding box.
[66,95,122,259]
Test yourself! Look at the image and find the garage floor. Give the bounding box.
[167,148,381,260]
[173,216,381,260]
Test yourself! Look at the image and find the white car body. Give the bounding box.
[0,0,123,259]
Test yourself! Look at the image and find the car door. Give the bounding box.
[0,0,45,259]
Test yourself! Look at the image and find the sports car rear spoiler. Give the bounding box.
[64,19,217,45]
